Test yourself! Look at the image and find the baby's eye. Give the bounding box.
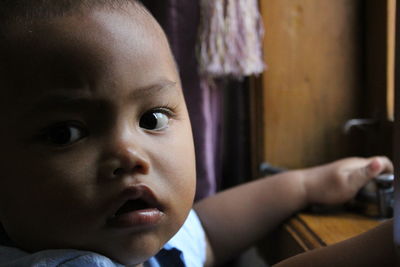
[139,109,170,131]
[42,123,87,146]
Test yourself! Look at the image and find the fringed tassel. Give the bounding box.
[198,0,265,79]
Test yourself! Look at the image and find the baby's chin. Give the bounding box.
[100,245,162,266]
[85,234,167,266]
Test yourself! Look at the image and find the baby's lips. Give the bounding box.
[106,184,166,228]
[107,208,165,228]
[108,184,164,220]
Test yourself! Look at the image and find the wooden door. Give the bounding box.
[260,0,364,168]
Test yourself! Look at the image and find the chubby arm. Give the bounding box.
[195,168,307,266]
[194,156,393,266]
[274,220,396,267]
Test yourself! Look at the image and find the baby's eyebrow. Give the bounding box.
[22,79,179,116]
[24,93,102,116]
[129,79,178,99]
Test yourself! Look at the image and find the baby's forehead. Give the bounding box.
[0,3,179,105]
[1,3,173,71]
[3,1,163,43]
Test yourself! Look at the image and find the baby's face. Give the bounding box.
[0,5,196,266]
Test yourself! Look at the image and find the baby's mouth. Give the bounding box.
[114,199,151,217]
[107,185,165,228]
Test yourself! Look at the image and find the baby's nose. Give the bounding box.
[99,140,151,180]
[114,147,150,176]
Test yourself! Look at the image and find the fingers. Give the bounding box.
[366,156,393,177]
[348,156,393,190]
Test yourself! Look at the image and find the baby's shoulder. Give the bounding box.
[0,246,123,267]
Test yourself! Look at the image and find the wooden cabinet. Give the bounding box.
[249,0,396,179]
[259,0,364,169]
[250,0,396,264]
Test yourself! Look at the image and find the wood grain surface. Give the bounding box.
[260,0,363,168]
[295,212,383,246]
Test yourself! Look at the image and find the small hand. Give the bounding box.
[302,156,393,205]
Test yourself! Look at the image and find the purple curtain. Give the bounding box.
[143,0,223,200]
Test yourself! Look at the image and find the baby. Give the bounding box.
[0,1,395,266]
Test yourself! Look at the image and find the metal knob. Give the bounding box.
[374,174,394,218]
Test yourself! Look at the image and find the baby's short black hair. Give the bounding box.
[0,0,144,16]
[0,0,145,32]
[0,0,150,45]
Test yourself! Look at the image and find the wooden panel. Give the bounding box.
[260,0,363,168]
[387,0,396,120]
[297,213,382,245]
[364,0,389,119]
[360,0,394,159]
